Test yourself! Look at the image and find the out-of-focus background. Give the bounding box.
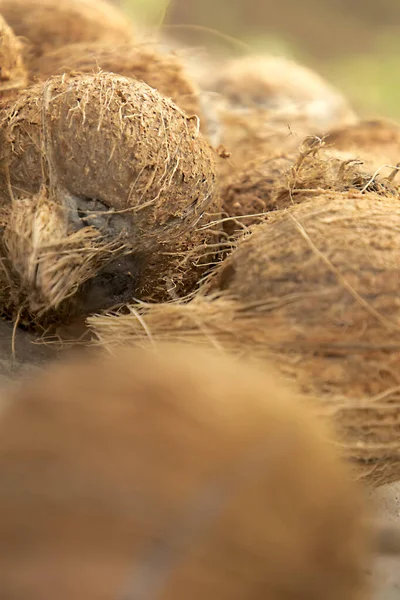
[117,0,400,120]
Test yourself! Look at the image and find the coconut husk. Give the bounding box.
[0,72,218,320]
[0,343,371,599]
[220,137,397,235]
[0,0,134,65]
[88,192,400,486]
[199,54,356,175]
[324,118,400,179]
[0,14,27,101]
[30,41,202,119]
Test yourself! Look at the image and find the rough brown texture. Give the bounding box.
[31,41,202,118]
[0,73,217,319]
[0,344,371,600]
[0,14,27,101]
[89,193,400,486]
[0,0,134,65]
[220,139,396,236]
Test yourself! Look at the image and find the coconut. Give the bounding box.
[325,118,400,179]
[199,54,356,173]
[0,0,134,65]
[88,192,400,486]
[0,343,371,599]
[0,72,218,322]
[220,138,396,236]
[0,14,27,101]
[31,41,202,119]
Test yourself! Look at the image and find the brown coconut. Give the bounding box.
[0,72,218,322]
[220,138,396,236]
[0,14,27,101]
[0,343,371,599]
[89,192,400,486]
[30,41,202,119]
[199,54,356,174]
[324,118,400,179]
[0,0,134,65]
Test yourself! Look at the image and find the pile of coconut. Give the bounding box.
[2,0,400,596]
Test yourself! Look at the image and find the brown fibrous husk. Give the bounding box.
[0,343,371,599]
[31,41,202,119]
[220,137,397,236]
[89,192,400,486]
[0,14,27,100]
[0,0,134,65]
[0,72,218,319]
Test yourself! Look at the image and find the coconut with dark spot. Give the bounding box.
[0,72,218,321]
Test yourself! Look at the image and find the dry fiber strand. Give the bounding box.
[0,13,27,101]
[0,0,134,65]
[199,54,356,172]
[324,118,400,179]
[0,344,371,600]
[89,193,400,486]
[220,137,396,236]
[0,72,217,319]
[31,42,202,119]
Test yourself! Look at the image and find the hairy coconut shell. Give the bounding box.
[0,344,370,599]
[0,0,134,64]
[0,72,218,319]
[31,42,202,119]
[89,193,400,486]
[0,14,27,100]
[220,139,396,236]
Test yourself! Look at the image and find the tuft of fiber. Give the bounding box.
[30,41,202,119]
[0,72,218,318]
[0,0,134,65]
[220,137,397,235]
[0,14,27,101]
[0,343,371,600]
[89,192,400,486]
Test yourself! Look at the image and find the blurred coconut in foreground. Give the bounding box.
[0,344,371,600]
[0,72,218,324]
[0,0,134,66]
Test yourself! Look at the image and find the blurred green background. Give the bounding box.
[119,0,400,120]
